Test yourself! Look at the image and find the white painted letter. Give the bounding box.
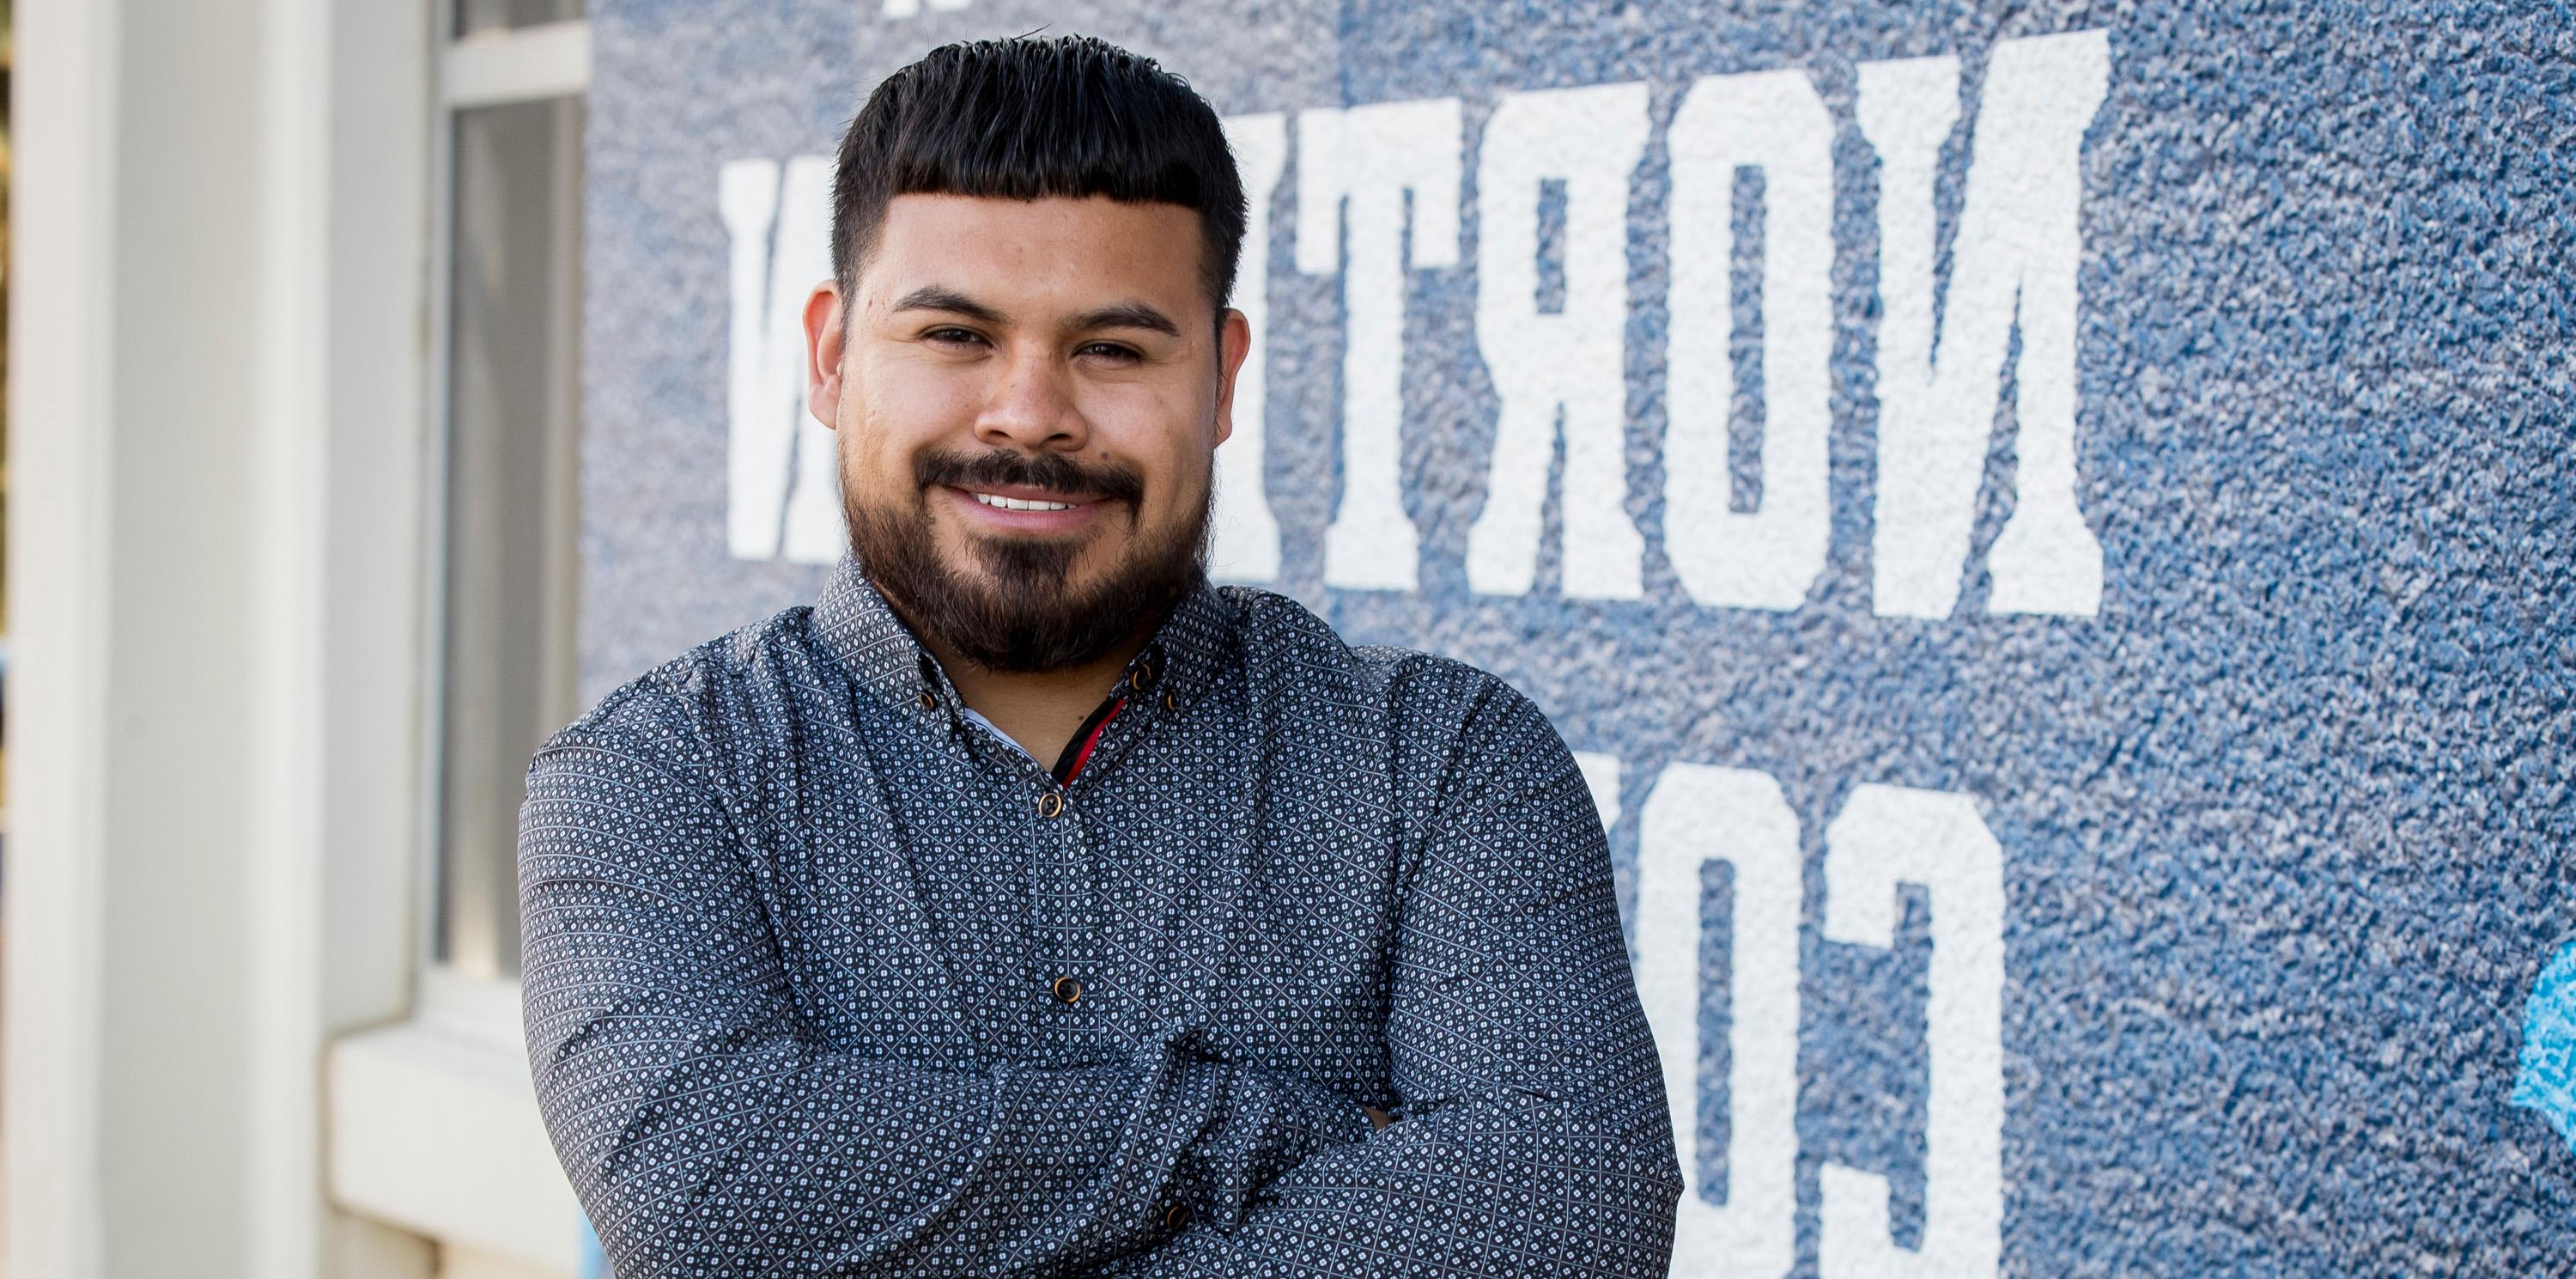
[1818,786,2004,1279]
[1467,83,1650,599]
[721,158,788,561]
[1636,765,1800,1279]
[721,155,841,564]
[1211,113,1288,583]
[1860,31,2109,618]
[1295,98,1462,591]
[1662,70,1836,611]
[1573,752,1623,837]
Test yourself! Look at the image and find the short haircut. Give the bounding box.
[829,35,1248,316]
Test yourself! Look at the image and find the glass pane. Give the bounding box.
[455,0,584,39]
[438,97,585,980]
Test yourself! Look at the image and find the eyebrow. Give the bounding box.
[1064,301,1182,338]
[890,286,1183,341]
[891,285,1007,325]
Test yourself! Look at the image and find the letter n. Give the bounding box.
[720,155,841,564]
[1860,31,2109,618]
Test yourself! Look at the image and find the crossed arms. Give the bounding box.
[519,682,1680,1276]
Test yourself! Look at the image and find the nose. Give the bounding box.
[974,343,1089,454]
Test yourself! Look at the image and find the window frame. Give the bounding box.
[414,9,593,1002]
[327,7,598,1274]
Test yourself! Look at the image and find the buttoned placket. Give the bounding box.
[1041,649,1190,1041]
[914,667,1124,1029]
[1024,644,1183,1028]
[1031,767,1095,1019]
[845,579,1206,1038]
[1052,645,1186,1019]
[900,657,1091,1020]
[798,565,1243,1081]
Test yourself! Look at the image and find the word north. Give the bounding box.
[720,30,2109,621]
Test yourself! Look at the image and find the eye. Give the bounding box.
[922,326,988,349]
[1077,341,1143,364]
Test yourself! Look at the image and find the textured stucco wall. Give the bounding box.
[580,2,2575,1272]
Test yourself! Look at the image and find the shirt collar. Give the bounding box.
[811,557,1236,724]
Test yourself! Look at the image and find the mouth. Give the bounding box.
[971,491,1078,512]
[940,483,1115,534]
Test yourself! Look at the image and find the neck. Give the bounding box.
[920,623,1153,768]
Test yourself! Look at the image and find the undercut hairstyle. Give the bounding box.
[829,35,1249,315]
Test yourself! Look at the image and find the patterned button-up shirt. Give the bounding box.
[519,560,1682,1276]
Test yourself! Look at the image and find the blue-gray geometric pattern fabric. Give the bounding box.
[519,559,1682,1276]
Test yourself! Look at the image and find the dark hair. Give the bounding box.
[830,35,1247,314]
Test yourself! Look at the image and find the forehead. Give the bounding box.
[863,193,1209,316]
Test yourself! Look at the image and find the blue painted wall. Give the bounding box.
[580,2,2575,1271]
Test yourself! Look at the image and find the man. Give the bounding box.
[521,34,1681,1277]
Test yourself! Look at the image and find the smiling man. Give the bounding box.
[519,35,1680,1278]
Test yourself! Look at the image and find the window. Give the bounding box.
[429,9,591,982]
[457,0,583,39]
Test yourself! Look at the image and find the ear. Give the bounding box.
[1211,307,1252,448]
[803,282,848,429]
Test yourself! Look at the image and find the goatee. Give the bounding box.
[844,444,1211,673]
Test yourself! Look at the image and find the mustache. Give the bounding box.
[916,449,1145,505]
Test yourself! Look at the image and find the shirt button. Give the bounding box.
[916,691,938,711]
[1051,975,1084,1005]
[1159,690,1180,713]
[1036,792,1065,819]
[1127,660,1156,692]
[1163,1203,1191,1230]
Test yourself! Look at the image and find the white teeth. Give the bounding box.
[972,491,1075,512]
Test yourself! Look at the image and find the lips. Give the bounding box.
[974,492,1076,512]
[940,483,1108,533]
[955,481,1103,511]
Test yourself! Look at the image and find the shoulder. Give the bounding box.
[518,618,820,931]
[536,605,826,800]
[1214,584,1559,759]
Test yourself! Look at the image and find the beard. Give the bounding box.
[842,442,1212,674]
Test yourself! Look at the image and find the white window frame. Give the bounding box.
[414,11,593,995]
[327,11,596,1277]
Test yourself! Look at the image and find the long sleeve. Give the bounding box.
[518,691,1367,1277]
[1105,681,1684,1277]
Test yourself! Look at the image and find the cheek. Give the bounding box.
[1123,442,1217,538]
[864,356,981,421]
[1078,382,1217,484]
[847,361,981,485]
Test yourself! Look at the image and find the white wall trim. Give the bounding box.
[330,1012,581,1277]
[8,0,578,1270]
[249,0,338,1274]
[444,20,593,109]
[3,0,123,1272]
[7,1,439,1274]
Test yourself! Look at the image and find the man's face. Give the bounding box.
[805,194,1250,673]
